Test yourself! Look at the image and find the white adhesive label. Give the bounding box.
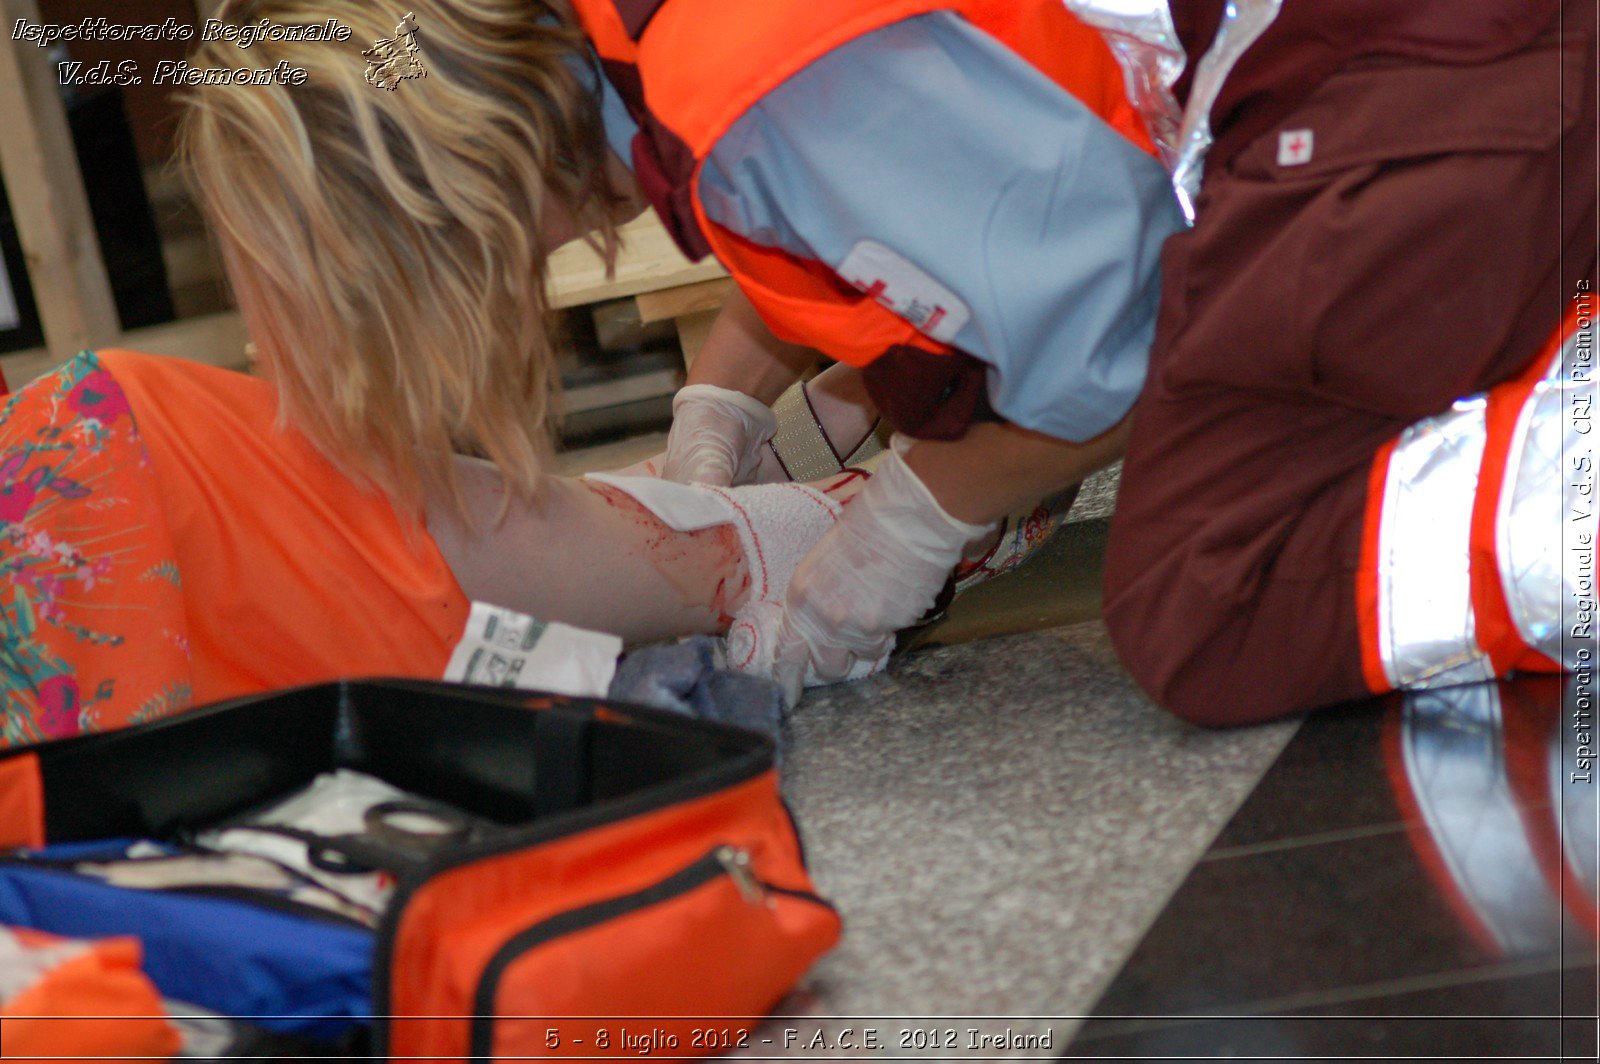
[837,240,970,344]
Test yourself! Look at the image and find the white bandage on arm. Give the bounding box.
[582,473,888,686]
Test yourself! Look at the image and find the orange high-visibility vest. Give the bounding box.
[573,0,1156,437]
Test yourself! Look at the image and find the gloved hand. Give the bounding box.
[771,438,995,704]
[661,384,777,486]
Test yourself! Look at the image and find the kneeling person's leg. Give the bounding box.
[1106,26,1595,725]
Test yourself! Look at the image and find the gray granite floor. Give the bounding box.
[752,621,1297,1055]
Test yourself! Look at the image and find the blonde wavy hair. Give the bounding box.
[177,0,627,518]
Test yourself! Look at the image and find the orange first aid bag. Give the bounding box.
[0,680,839,1059]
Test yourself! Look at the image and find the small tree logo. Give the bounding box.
[364,12,425,90]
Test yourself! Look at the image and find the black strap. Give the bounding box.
[219,823,422,878]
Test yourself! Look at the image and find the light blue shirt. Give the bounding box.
[599,12,1184,442]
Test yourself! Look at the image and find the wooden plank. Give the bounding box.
[0,0,120,365]
[562,366,681,416]
[635,277,736,324]
[547,209,726,310]
[0,310,249,386]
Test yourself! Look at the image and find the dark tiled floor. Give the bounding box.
[1206,702,1406,854]
[1065,675,1600,1060]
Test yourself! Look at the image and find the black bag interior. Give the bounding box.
[8,680,769,844]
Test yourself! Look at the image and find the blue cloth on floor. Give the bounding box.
[609,636,786,753]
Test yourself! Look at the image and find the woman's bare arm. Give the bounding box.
[425,458,748,643]
[426,458,868,644]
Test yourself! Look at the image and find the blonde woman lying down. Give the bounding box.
[0,0,1074,747]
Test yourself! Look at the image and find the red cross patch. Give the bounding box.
[837,240,969,345]
[1278,129,1314,167]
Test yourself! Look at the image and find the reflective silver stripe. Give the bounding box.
[1499,328,1597,667]
[1376,399,1495,690]
[1063,0,1187,170]
[1169,0,1282,219]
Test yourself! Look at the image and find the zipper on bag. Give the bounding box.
[714,844,766,903]
[466,844,831,1057]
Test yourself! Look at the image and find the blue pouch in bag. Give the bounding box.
[0,839,373,1040]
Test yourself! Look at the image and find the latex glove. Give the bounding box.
[772,439,995,704]
[661,384,777,487]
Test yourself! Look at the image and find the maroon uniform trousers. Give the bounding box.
[1103,0,1597,725]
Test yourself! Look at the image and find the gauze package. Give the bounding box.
[443,602,623,696]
